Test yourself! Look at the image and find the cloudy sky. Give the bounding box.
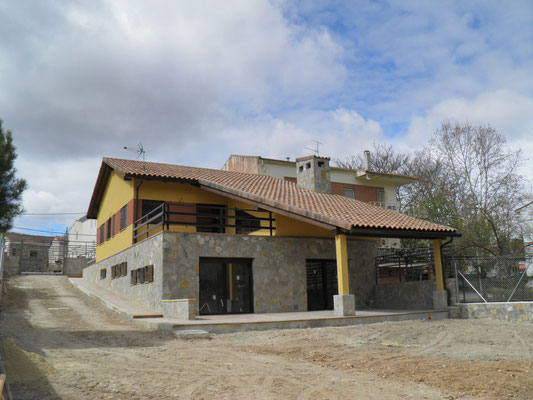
[2,0,533,237]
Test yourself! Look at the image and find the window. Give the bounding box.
[378,191,385,204]
[106,219,112,240]
[11,248,17,256]
[99,225,105,244]
[29,250,38,257]
[120,205,127,230]
[100,269,107,279]
[318,161,324,167]
[112,214,116,237]
[343,188,355,199]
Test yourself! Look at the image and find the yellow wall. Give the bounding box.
[96,177,336,261]
[274,213,334,237]
[95,171,134,261]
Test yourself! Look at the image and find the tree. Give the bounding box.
[335,122,528,255]
[0,120,27,232]
[335,142,411,175]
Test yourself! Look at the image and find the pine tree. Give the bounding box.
[0,120,27,232]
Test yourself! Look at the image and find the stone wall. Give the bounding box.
[83,234,164,313]
[162,232,376,314]
[450,302,533,322]
[83,231,377,315]
[2,255,20,276]
[373,280,437,310]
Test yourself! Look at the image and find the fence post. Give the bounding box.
[18,239,23,275]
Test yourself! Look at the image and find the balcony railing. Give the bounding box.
[132,203,275,243]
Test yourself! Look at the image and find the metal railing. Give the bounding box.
[133,203,276,243]
[375,247,435,284]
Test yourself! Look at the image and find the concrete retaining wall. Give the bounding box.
[373,280,437,310]
[450,302,533,322]
[65,258,88,276]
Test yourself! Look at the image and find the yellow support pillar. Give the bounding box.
[335,234,350,295]
[433,239,444,291]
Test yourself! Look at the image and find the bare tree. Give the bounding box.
[334,142,411,174]
[335,123,528,255]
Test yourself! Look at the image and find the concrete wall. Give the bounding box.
[65,258,88,276]
[373,280,437,310]
[450,302,533,322]
[84,231,377,315]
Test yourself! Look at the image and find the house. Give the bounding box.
[222,152,417,248]
[68,216,97,260]
[83,156,458,319]
[2,233,54,274]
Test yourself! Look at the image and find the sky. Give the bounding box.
[1,0,533,237]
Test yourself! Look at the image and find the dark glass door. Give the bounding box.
[199,258,253,315]
[306,260,338,311]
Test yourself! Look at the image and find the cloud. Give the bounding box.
[0,0,345,161]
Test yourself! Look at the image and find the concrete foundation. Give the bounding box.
[433,290,448,310]
[334,294,355,316]
[161,299,196,320]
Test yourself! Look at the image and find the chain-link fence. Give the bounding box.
[444,253,533,303]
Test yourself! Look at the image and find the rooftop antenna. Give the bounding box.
[124,142,146,170]
[304,140,322,156]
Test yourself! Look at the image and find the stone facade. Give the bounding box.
[83,231,377,316]
[83,234,164,313]
[295,156,331,194]
[373,280,437,310]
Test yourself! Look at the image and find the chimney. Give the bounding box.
[363,150,371,170]
[295,155,331,193]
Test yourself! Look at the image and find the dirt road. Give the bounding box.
[1,275,532,399]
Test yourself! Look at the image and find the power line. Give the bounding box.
[20,212,86,216]
[12,226,96,236]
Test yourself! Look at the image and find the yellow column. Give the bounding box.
[433,239,444,291]
[335,234,350,295]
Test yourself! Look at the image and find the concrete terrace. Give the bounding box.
[69,277,447,335]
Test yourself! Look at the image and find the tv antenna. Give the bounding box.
[124,142,146,169]
[304,140,322,156]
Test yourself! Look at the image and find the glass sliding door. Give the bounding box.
[199,258,253,315]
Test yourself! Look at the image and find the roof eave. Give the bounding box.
[347,227,461,239]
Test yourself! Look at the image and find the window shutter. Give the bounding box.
[146,265,154,283]
[131,270,137,285]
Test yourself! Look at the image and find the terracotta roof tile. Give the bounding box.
[100,157,457,235]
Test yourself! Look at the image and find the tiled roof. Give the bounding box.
[89,157,458,236]
[6,232,55,245]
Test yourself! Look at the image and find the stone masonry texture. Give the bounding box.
[84,231,376,315]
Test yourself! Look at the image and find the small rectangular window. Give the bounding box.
[120,205,128,230]
[11,248,17,256]
[343,188,355,199]
[106,219,112,240]
[112,214,116,237]
[378,191,385,204]
[137,268,145,284]
[146,265,154,283]
[100,269,107,279]
[130,270,137,285]
[121,262,127,277]
[99,225,105,245]
[29,250,38,257]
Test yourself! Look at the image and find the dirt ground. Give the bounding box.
[1,276,533,399]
